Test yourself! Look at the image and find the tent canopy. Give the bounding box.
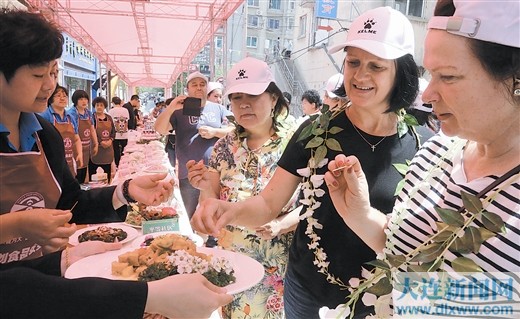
[24,0,243,87]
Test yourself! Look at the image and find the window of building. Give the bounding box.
[246,36,258,48]
[298,14,307,38]
[247,15,259,27]
[395,0,424,17]
[287,17,294,31]
[267,18,280,30]
[269,0,281,10]
[247,0,259,7]
[215,36,223,49]
[289,0,296,11]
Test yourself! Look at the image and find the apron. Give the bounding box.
[54,117,76,174]
[91,116,114,165]
[78,115,91,169]
[0,135,62,264]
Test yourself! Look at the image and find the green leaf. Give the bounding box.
[365,275,393,296]
[451,257,483,273]
[325,138,342,152]
[461,191,483,214]
[393,163,409,176]
[435,207,465,227]
[312,127,325,136]
[410,243,444,263]
[394,179,405,196]
[296,124,313,142]
[432,229,455,243]
[314,145,327,165]
[328,126,344,134]
[465,226,483,253]
[449,235,473,254]
[386,254,406,268]
[365,259,390,271]
[305,136,324,149]
[481,211,506,233]
[403,113,420,126]
[479,227,497,242]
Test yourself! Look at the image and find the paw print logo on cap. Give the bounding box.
[363,19,376,29]
[236,69,248,80]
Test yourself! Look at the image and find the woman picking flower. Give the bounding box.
[191,7,433,318]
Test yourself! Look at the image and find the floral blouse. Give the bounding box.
[208,120,299,319]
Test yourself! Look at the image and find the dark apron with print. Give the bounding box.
[0,135,61,264]
[91,116,114,165]
[54,117,76,174]
[78,117,91,169]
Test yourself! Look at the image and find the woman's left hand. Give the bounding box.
[128,173,174,206]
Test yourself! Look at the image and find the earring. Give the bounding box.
[270,108,275,117]
[514,76,520,96]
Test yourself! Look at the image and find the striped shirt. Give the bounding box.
[387,134,520,272]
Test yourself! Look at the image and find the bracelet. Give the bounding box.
[123,179,137,203]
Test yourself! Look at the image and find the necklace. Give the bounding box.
[352,124,387,152]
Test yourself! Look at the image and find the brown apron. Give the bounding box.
[0,135,61,264]
[78,116,91,169]
[54,117,76,174]
[91,116,114,165]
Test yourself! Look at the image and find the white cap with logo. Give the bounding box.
[329,6,415,59]
[225,57,275,96]
[324,73,344,99]
[428,0,519,48]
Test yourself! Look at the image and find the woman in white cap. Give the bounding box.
[324,0,519,317]
[187,57,300,319]
[322,73,346,110]
[191,7,433,318]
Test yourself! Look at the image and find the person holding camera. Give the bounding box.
[155,72,233,218]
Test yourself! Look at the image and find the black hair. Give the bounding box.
[71,90,90,106]
[232,82,289,136]
[48,85,68,105]
[301,89,322,109]
[165,97,175,105]
[111,96,122,105]
[435,0,520,103]
[0,9,63,82]
[92,96,108,108]
[335,52,419,112]
[130,94,140,101]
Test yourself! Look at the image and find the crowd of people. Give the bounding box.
[1,0,518,318]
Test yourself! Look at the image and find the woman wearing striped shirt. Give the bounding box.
[326,0,519,285]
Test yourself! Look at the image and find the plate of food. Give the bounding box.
[65,233,264,294]
[69,224,139,246]
[131,231,204,248]
[124,204,178,228]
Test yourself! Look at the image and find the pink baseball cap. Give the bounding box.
[225,57,275,96]
[428,0,519,48]
[329,6,415,59]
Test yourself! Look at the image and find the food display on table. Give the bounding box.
[78,226,128,243]
[125,203,178,228]
[111,233,236,287]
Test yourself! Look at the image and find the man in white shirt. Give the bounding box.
[108,96,129,167]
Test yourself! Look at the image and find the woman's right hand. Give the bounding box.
[145,273,232,318]
[191,199,236,237]
[13,209,77,253]
[186,159,211,191]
